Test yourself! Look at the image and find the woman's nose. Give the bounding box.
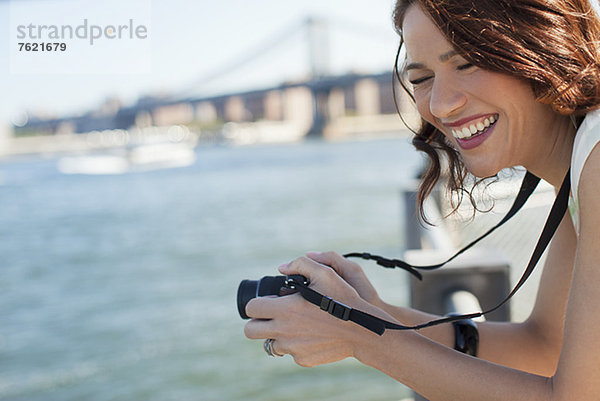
[429,77,467,119]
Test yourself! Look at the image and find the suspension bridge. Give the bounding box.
[14,15,415,143]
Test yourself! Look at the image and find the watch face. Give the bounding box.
[454,319,479,357]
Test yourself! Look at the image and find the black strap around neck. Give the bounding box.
[291,170,570,335]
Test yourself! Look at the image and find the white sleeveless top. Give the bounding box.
[568,109,600,235]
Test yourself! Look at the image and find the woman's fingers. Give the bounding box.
[244,296,293,339]
[305,251,381,305]
[245,296,280,320]
[278,256,331,281]
[306,251,353,276]
[245,324,289,358]
[244,317,277,340]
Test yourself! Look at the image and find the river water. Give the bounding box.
[0,137,424,401]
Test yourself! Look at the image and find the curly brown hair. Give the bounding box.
[392,0,600,223]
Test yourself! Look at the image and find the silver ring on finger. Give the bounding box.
[263,338,284,357]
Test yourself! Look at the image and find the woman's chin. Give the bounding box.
[463,162,503,179]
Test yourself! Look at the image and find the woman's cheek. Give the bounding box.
[413,90,433,122]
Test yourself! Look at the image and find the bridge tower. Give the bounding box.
[305,16,331,137]
[306,16,330,78]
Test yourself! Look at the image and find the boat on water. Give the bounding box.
[57,143,197,175]
[57,126,198,175]
[221,120,307,146]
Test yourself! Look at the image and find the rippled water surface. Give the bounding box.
[0,137,423,401]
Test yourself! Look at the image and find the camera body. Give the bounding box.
[237,275,308,319]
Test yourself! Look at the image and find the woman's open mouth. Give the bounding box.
[450,114,499,150]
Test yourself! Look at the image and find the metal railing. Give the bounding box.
[402,181,511,401]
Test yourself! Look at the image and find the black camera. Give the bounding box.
[237,275,308,319]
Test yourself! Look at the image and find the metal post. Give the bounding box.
[403,180,455,251]
[403,180,423,250]
[445,290,485,319]
[402,182,511,401]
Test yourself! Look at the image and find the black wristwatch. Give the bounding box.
[448,315,479,357]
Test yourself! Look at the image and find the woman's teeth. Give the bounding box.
[452,115,497,139]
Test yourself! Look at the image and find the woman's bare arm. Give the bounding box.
[354,146,600,400]
[375,210,576,376]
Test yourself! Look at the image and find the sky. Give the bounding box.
[0,0,399,128]
[3,0,598,130]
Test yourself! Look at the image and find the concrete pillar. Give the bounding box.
[224,96,247,122]
[264,90,283,121]
[195,101,217,124]
[378,80,399,115]
[282,87,313,127]
[354,78,380,116]
[328,88,346,119]
[152,103,194,126]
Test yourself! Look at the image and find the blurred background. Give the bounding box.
[1,0,425,400]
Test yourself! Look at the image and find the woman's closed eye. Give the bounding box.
[457,62,475,71]
[408,62,475,86]
[409,75,433,85]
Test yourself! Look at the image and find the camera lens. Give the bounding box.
[237,276,289,319]
[237,279,258,319]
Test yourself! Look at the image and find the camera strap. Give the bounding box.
[290,170,570,335]
[344,171,543,280]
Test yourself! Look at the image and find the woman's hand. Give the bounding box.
[306,251,383,308]
[243,255,389,367]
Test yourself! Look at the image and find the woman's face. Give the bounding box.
[402,4,565,178]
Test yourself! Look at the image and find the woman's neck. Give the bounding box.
[524,115,577,188]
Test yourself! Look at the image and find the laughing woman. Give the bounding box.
[244,0,600,399]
